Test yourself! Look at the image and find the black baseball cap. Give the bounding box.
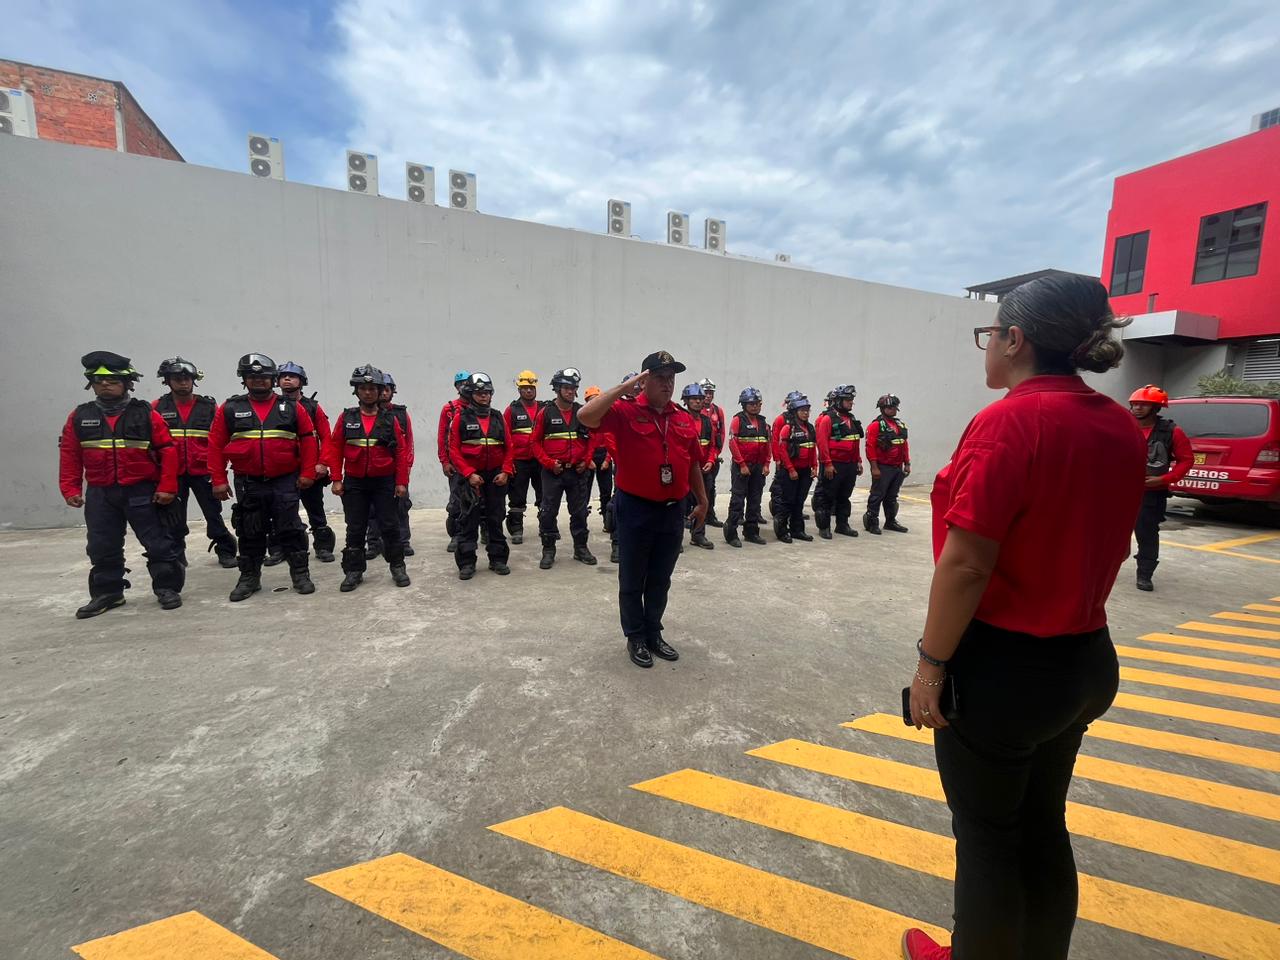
[641,350,687,374]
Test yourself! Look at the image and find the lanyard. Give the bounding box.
[654,408,671,460]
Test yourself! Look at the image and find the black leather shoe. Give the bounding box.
[835,522,859,538]
[793,531,814,541]
[573,545,598,565]
[745,530,767,545]
[707,516,724,528]
[884,520,909,533]
[390,563,411,587]
[864,514,882,535]
[489,560,511,575]
[156,589,183,610]
[458,564,476,581]
[340,571,362,592]
[76,594,125,619]
[627,636,653,668]
[647,635,679,661]
[725,527,742,548]
[819,528,832,540]
[690,533,715,550]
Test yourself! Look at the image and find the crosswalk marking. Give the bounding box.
[490,806,950,960]
[1120,665,1280,704]
[72,912,277,960]
[1246,604,1280,614]
[1116,644,1280,679]
[841,714,1280,821]
[748,740,1280,885]
[308,853,660,959]
[1215,611,1280,627]
[633,769,1280,958]
[1180,620,1280,641]
[1112,691,1280,735]
[1138,631,1280,660]
[844,711,1280,773]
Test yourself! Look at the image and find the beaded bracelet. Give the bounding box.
[914,670,945,688]
[917,638,948,668]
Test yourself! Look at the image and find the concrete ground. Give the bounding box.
[2,489,1278,960]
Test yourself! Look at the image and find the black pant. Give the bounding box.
[704,458,721,518]
[590,449,614,519]
[539,467,591,545]
[84,482,183,596]
[615,490,684,640]
[866,463,905,522]
[300,480,327,529]
[935,620,1119,960]
[727,463,767,530]
[175,473,236,559]
[1134,489,1167,577]
[770,467,813,533]
[341,475,403,569]
[506,457,543,529]
[366,493,411,547]
[232,473,306,560]
[457,470,510,568]
[812,461,859,529]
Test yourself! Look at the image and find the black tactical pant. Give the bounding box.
[866,463,906,523]
[590,448,614,523]
[232,473,307,560]
[84,482,183,597]
[506,457,543,531]
[343,475,404,569]
[366,492,411,549]
[704,457,721,518]
[812,460,859,530]
[771,467,814,534]
[1134,489,1168,577]
[539,467,591,545]
[727,463,767,530]
[457,470,510,568]
[175,473,236,560]
[269,477,334,554]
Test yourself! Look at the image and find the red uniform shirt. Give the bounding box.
[207,395,317,485]
[448,406,516,477]
[705,402,727,455]
[931,375,1145,637]
[816,410,862,465]
[153,394,216,476]
[59,404,179,498]
[728,411,772,468]
[531,401,592,468]
[1143,422,1193,488]
[775,421,817,471]
[503,398,541,461]
[322,408,410,485]
[688,408,717,465]
[598,394,703,501]
[865,416,910,466]
[437,397,466,465]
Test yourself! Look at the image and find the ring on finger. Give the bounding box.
[921,707,931,715]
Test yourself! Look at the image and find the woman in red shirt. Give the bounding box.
[901,276,1146,960]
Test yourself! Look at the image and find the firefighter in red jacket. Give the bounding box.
[60,351,184,618]
[207,353,319,601]
[697,377,727,528]
[682,382,717,549]
[1130,384,1193,591]
[725,386,771,548]
[863,393,910,534]
[365,371,417,557]
[153,357,238,567]
[532,367,596,568]
[504,369,542,544]
[771,393,817,543]
[448,372,515,580]
[813,383,863,539]
[439,370,471,553]
[324,364,411,593]
[269,361,336,566]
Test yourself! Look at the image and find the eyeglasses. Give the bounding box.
[973,326,1003,350]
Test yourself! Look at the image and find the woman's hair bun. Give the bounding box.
[999,275,1131,374]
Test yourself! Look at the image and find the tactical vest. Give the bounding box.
[826,409,864,442]
[341,406,398,448]
[1147,417,1176,477]
[690,409,713,447]
[874,415,908,451]
[787,419,817,460]
[506,399,539,435]
[387,403,410,434]
[221,394,301,441]
[540,401,588,441]
[733,411,770,444]
[155,394,217,437]
[74,398,154,450]
[458,405,506,447]
[294,395,320,421]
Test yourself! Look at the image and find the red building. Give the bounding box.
[1101,123,1279,384]
[0,59,182,161]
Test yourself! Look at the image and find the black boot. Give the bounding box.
[287,552,315,594]
[365,539,383,560]
[725,525,742,548]
[446,536,458,553]
[213,537,239,568]
[707,513,724,528]
[863,512,882,535]
[610,541,620,563]
[340,571,363,592]
[773,516,792,543]
[744,522,767,545]
[835,520,859,538]
[263,544,286,567]
[883,505,908,533]
[458,563,476,580]
[690,531,715,550]
[75,594,125,619]
[229,557,262,602]
[489,559,511,575]
[574,543,598,565]
[508,515,524,545]
[312,524,336,562]
[339,547,364,592]
[539,540,556,569]
[480,526,489,545]
[389,562,411,587]
[1136,561,1157,592]
[792,525,814,542]
[819,526,833,539]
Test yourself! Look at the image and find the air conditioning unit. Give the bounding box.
[775,253,792,263]
[0,88,38,138]
[449,170,477,211]
[667,211,688,245]
[406,162,435,204]
[247,133,283,179]
[607,199,631,236]
[705,218,726,253]
[347,150,378,195]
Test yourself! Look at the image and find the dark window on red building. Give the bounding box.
[1109,231,1149,295]
[1193,202,1267,284]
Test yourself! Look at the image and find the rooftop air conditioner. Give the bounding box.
[607,199,631,236]
[406,162,435,203]
[347,150,379,195]
[247,133,283,179]
[449,170,477,211]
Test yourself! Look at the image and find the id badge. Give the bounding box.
[659,463,674,486]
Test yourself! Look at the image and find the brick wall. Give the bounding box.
[116,83,182,160]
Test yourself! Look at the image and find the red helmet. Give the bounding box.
[1129,384,1168,407]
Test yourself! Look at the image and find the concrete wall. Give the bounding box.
[0,136,1015,528]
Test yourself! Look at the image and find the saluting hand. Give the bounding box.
[212,484,231,501]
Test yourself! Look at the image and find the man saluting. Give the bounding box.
[578,351,707,669]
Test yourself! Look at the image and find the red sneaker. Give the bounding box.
[901,928,951,960]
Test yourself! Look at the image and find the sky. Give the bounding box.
[8,0,1280,293]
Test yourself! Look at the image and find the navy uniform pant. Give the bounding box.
[232,473,307,560]
[770,467,814,533]
[704,458,721,518]
[84,481,183,597]
[865,463,905,522]
[506,457,543,529]
[539,467,591,545]
[366,492,411,548]
[1133,489,1168,577]
[812,460,858,529]
[457,470,511,568]
[342,475,403,569]
[590,448,614,520]
[615,490,684,641]
[727,463,767,529]
[175,473,236,560]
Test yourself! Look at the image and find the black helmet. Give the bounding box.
[877,393,901,410]
[382,371,396,389]
[461,371,495,399]
[833,384,856,401]
[350,363,385,390]
[237,353,277,379]
[551,367,582,389]
[82,351,139,389]
[157,357,201,382]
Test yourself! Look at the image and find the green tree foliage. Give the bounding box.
[1197,369,1280,398]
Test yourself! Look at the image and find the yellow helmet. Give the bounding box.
[516,369,538,387]
[584,385,601,400]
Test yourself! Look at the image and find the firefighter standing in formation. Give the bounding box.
[448,372,514,580]
[864,393,911,535]
[771,393,818,542]
[366,371,416,558]
[504,370,543,545]
[531,367,596,568]
[813,384,863,539]
[681,382,717,549]
[724,386,771,548]
[1129,384,1192,591]
[698,378,727,528]
[438,370,471,553]
[270,361,336,566]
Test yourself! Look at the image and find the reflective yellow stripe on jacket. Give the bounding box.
[736,436,768,442]
[511,427,533,434]
[348,438,381,447]
[544,432,580,440]
[462,438,504,446]
[79,438,152,449]
[230,429,298,441]
[169,429,210,438]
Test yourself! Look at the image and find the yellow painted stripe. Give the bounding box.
[635,769,1280,957]
[1245,604,1280,614]
[73,912,277,960]
[1121,666,1280,704]
[491,806,949,959]
[1216,611,1280,627]
[1112,691,1280,736]
[1200,532,1280,550]
[748,740,1280,885]
[843,714,1280,821]
[1117,644,1280,679]
[844,712,1280,773]
[308,853,659,959]
[1162,542,1280,564]
[1139,632,1280,660]
[1181,620,1280,641]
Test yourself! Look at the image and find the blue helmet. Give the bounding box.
[277,361,307,384]
[788,393,811,412]
[382,371,396,388]
[738,387,762,405]
[681,382,705,400]
[621,371,639,384]
[784,390,804,406]
[453,369,471,385]
[832,383,856,401]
